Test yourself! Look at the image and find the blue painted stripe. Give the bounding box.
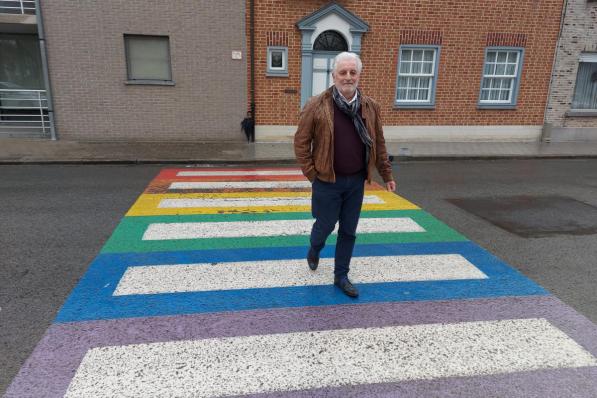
[93,242,521,280]
[55,242,547,323]
[95,241,479,265]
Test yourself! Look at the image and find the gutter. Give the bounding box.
[249,0,256,122]
[35,0,57,140]
[542,0,568,143]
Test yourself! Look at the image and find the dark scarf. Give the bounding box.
[332,86,372,166]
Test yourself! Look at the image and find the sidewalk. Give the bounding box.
[2,138,597,163]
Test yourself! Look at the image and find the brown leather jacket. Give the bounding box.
[294,87,394,184]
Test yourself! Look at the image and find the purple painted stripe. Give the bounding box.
[6,296,597,398]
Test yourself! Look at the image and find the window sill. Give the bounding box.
[125,80,176,86]
[566,109,597,117]
[266,72,289,77]
[477,104,517,110]
[393,104,435,110]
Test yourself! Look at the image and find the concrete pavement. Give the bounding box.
[5,166,597,397]
[3,138,597,163]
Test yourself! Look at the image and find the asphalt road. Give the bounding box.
[1,159,597,394]
[0,165,162,394]
[390,159,597,325]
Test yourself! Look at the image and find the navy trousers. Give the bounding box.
[310,172,366,278]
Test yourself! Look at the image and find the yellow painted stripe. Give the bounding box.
[126,191,419,216]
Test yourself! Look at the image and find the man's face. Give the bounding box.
[332,58,360,99]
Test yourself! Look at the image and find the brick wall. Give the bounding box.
[42,0,247,141]
[546,0,597,128]
[247,0,563,127]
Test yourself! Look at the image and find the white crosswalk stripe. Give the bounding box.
[142,217,425,240]
[157,195,385,208]
[113,254,488,295]
[65,318,597,398]
[169,181,313,189]
[177,170,303,177]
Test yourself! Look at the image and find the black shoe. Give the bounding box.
[334,276,359,298]
[307,247,319,271]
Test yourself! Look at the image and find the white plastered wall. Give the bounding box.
[309,13,353,50]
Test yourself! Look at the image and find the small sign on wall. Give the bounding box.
[232,51,242,60]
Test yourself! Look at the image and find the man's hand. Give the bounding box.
[386,180,396,192]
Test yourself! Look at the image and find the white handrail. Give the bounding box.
[0,0,36,14]
[0,89,50,137]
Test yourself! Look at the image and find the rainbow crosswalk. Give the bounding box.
[6,167,597,397]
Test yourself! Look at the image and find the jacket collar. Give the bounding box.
[322,86,371,108]
[321,87,373,136]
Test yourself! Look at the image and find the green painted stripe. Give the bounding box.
[101,210,467,254]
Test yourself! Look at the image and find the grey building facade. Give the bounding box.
[545,0,597,141]
[1,0,248,141]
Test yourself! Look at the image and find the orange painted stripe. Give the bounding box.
[145,179,387,194]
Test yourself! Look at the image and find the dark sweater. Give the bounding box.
[333,101,365,176]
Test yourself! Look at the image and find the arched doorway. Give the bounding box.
[296,3,369,106]
[311,31,348,96]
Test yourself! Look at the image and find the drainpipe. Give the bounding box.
[542,0,568,143]
[35,0,57,140]
[249,0,255,126]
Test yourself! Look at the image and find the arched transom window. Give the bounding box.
[313,31,348,52]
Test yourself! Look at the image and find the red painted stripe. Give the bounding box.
[154,167,303,180]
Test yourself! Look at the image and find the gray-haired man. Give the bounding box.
[294,52,396,297]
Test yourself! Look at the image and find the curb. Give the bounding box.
[0,158,300,165]
[2,154,597,165]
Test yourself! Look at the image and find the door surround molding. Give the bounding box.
[296,3,368,107]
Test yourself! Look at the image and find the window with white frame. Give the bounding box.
[396,46,438,106]
[124,35,172,83]
[267,46,288,76]
[571,53,597,110]
[479,49,522,105]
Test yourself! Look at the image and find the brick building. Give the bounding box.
[1,0,247,141]
[248,0,565,142]
[2,0,582,144]
[545,0,597,141]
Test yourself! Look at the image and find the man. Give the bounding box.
[294,51,396,298]
[241,110,255,143]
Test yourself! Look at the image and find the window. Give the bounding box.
[0,34,44,89]
[571,53,597,110]
[124,35,173,84]
[266,46,288,76]
[479,48,523,107]
[313,31,348,52]
[395,46,439,107]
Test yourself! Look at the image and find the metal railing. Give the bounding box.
[0,89,50,137]
[0,0,35,15]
